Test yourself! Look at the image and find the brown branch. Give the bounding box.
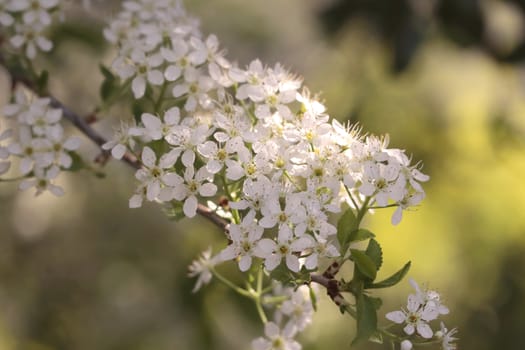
[0,51,229,231]
[310,274,347,308]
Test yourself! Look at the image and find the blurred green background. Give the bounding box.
[1,0,525,349]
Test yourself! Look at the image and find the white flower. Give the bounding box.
[19,165,64,196]
[255,228,313,273]
[165,166,217,218]
[280,286,314,331]
[134,146,179,203]
[0,2,14,26]
[303,235,339,270]
[385,293,437,339]
[188,247,221,293]
[112,50,164,99]
[45,125,81,168]
[9,0,59,26]
[400,340,413,350]
[102,120,137,160]
[435,322,458,350]
[220,211,263,272]
[172,67,214,111]
[10,22,53,59]
[251,322,301,350]
[409,279,449,316]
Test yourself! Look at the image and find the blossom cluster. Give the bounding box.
[386,279,458,350]
[104,0,429,277]
[1,87,80,195]
[0,0,63,59]
[252,285,315,350]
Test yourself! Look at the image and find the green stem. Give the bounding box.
[369,204,399,209]
[356,196,372,227]
[254,266,268,323]
[344,185,360,213]
[211,268,252,298]
[153,81,167,113]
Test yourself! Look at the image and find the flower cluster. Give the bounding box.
[386,279,458,350]
[103,1,432,348]
[0,0,63,59]
[105,0,429,275]
[252,285,315,350]
[1,87,80,195]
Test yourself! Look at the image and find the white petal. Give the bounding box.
[129,194,143,208]
[63,137,81,150]
[183,195,198,217]
[199,183,217,197]
[220,245,236,260]
[264,254,281,271]
[111,144,127,159]
[132,76,146,99]
[141,147,156,168]
[391,206,403,225]
[239,255,252,272]
[285,254,300,272]
[146,181,160,201]
[49,184,65,197]
[385,311,405,324]
[162,172,183,186]
[147,70,164,85]
[417,322,433,339]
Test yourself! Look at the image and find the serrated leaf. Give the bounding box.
[366,261,411,289]
[350,249,377,280]
[366,239,383,271]
[349,229,375,242]
[337,208,357,249]
[352,293,378,345]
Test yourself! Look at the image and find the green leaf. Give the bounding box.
[99,64,115,80]
[349,229,375,242]
[132,101,145,124]
[99,65,119,103]
[67,152,85,172]
[337,208,357,248]
[268,262,292,284]
[163,201,185,221]
[36,70,49,93]
[366,261,411,289]
[308,284,318,312]
[365,239,383,271]
[350,249,377,280]
[352,293,378,345]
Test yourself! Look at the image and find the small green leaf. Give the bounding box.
[308,285,318,312]
[350,249,377,280]
[366,239,383,271]
[99,64,115,80]
[132,101,145,124]
[349,229,375,242]
[67,152,85,172]
[268,262,292,284]
[366,261,411,289]
[163,201,185,221]
[36,70,49,93]
[337,208,357,248]
[352,293,378,345]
